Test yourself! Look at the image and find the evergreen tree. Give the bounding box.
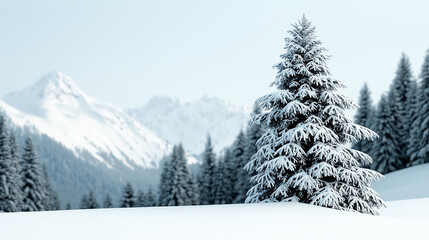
[104,192,114,208]
[144,187,157,207]
[352,83,375,156]
[406,80,419,166]
[389,54,414,167]
[20,137,45,211]
[158,159,172,206]
[120,182,136,208]
[80,195,89,209]
[0,118,22,212]
[65,202,72,210]
[198,136,217,205]
[166,144,194,206]
[214,150,233,204]
[136,190,146,207]
[187,172,200,205]
[371,95,400,173]
[41,164,60,210]
[230,130,246,203]
[245,16,385,215]
[86,190,99,209]
[409,50,429,166]
[235,104,264,203]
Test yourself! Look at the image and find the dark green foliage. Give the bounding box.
[353,83,375,157]
[198,136,217,205]
[409,50,429,166]
[104,192,114,208]
[20,137,45,211]
[371,95,400,173]
[120,182,136,208]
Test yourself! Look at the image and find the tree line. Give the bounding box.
[74,103,264,209]
[354,50,429,174]
[0,115,59,212]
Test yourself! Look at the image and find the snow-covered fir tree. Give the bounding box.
[406,79,420,166]
[158,159,172,206]
[86,190,99,209]
[352,83,375,157]
[41,164,60,210]
[198,136,217,205]
[136,190,146,207]
[104,192,114,208]
[409,50,429,166]
[235,104,264,203]
[20,137,45,212]
[230,130,246,203]
[214,150,233,204]
[144,187,157,207]
[186,172,200,205]
[8,130,23,211]
[166,144,195,206]
[389,54,414,167]
[120,182,136,208]
[0,117,22,212]
[371,95,400,173]
[245,16,385,215]
[80,195,89,209]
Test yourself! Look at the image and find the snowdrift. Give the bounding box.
[0,201,428,240]
[372,163,429,201]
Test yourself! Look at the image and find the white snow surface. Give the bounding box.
[1,71,171,169]
[373,163,429,201]
[0,200,428,240]
[128,95,250,154]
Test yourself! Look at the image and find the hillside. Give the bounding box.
[372,163,429,201]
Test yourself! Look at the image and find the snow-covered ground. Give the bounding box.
[3,162,429,239]
[0,200,427,240]
[373,163,429,201]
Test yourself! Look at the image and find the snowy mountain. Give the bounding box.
[1,71,171,169]
[128,95,251,154]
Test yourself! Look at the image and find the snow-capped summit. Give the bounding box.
[129,95,251,154]
[2,71,171,169]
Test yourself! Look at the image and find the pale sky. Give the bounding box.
[1,0,428,109]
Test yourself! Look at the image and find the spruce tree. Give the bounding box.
[0,118,22,212]
[20,137,45,211]
[198,136,216,205]
[86,190,99,209]
[158,159,172,206]
[245,16,385,215]
[235,104,264,203]
[214,151,233,204]
[41,164,60,210]
[406,80,419,166]
[409,50,429,166]
[80,195,89,209]
[166,144,194,206]
[145,187,157,207]
[136,190,146,207]
[389,54,414,167]
[187,172,200,205]
[120,182,136,208]
[352,83,375,156]
[371,95,400,173]
[104,192,114,208]
[230,130,246,203]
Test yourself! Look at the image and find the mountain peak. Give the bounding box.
[35,71,83,98]
[3,71,88,115]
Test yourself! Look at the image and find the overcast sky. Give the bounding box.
[1,0,428,108]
